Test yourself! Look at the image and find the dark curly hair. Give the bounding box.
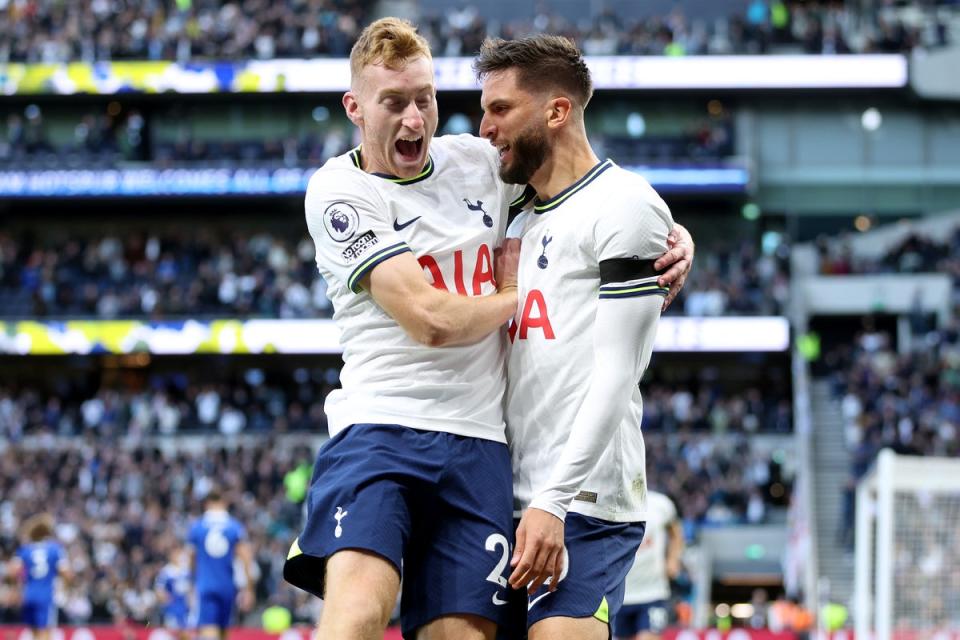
[474,35,593,109]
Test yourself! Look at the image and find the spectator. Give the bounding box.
[0,1,952,63]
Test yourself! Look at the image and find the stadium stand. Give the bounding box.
[0,441,319,625]
[0,229,332,319]
[0,227,787,318]
[0,387,790,623]
[1,0,953,62]
[827,319,960,549]
[7,0,959,632]
[0,369,338,439]
[0,103,733,170]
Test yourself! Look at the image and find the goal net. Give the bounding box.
[854,450,960,640]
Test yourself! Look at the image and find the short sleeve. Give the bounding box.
[305,168,411,293]
[663,494,679,523]
[594,184,673,300]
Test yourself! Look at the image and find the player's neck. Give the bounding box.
[529,136,600,202]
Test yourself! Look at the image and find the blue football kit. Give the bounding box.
[188,510,246,629]
[17,540,64,628]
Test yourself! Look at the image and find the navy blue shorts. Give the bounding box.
[21,600,54,628]
[284,424,514,637]
[499,513,645,637]
[196,590,234,629]
[613,600,669,637]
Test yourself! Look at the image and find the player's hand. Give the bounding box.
[494,238,521,293]
[238,587,254,613]
[509,508,565,595]
[654,223,695,311]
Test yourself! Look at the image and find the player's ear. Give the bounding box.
[343,91,363,126]
[546,96,573,130]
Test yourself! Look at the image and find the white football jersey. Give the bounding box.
[305,134,525,442]
[624,491,679,605]
[505,159,672,521]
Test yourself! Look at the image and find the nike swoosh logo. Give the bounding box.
[492,594,509,606]
[527,590,554,611]
[393,216,421,231]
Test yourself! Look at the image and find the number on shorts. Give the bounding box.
[484,533,510,589]
[649,605,668,631]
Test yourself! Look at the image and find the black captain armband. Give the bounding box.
[598,258,663,284]
[599,258,670,299]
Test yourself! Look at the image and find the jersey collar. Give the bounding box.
[350,146,435,185]
[533,159,613,214]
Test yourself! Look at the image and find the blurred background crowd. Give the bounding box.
[1,0,958,632]
[1,0,953,62]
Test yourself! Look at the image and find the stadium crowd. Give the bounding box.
[0,372,789,441]
[672,237,790,317]
[0,108,354,170]
[646,432,790,532]
[0,230,786,319]
[643,383,792,434]
[0,230,333,320]
[0,367,340,440]
[0,443,319,625]
[0,414,790,625]
[831,319,960,547]
[1,107,731,170]
[1,0,952,63]
[817,226,960,280]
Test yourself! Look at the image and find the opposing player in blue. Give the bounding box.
[187,490,254,640]
[9,514,70,640]
[155,545,193,640]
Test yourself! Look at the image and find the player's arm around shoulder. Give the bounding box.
[363,237,521,347]
[306,165,522,347]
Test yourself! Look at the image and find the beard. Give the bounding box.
[499,123,550,185]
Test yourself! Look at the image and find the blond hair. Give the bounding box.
[350,17,432,83]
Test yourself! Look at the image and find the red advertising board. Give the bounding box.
[4,626,958,640]
[0,628,402,640]
[664,631,797,640]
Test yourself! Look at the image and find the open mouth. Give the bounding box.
[395,136,423,162]
[497,143,511,163]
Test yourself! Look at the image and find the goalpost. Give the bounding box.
[854,449,960,640]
